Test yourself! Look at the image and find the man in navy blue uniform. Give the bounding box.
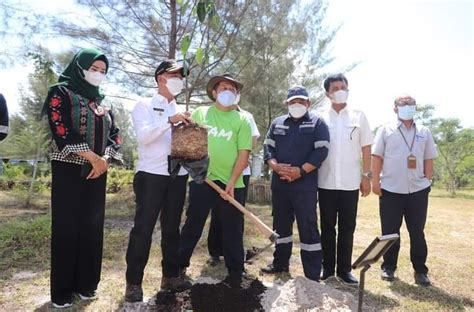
[0,93,8,141]
[261,86,330,281]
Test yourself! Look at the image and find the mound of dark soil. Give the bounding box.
[155,275,266,312]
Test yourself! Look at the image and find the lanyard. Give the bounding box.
[398,125,416,153]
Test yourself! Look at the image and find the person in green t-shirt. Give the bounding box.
[178,74,252,286]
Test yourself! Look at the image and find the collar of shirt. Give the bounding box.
[397,119,417,130]
[152,93,176,108]
[329,105,348,115]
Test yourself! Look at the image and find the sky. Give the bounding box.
[0,0,473,129]
[321,0,473,128]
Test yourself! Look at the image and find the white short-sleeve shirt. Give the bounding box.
[317,107,374,190]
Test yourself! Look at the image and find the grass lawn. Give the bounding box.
[0,187,473,311]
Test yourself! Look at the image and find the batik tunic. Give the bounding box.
[45,85,122,165]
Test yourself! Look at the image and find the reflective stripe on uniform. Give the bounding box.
[314,140,329,149]
[0,125,8,134]
[275,124,289,129]
[300,242,322,251]
[264,138,275,147]
[276,235,293,244]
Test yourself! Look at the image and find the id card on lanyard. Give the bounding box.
[399,126,417,169]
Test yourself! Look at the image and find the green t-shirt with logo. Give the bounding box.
[192,105,252,188]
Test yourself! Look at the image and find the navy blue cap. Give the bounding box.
[287,86,309,102]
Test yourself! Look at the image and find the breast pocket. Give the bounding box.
[345,124,360,141]
[273,125,288,136]
[273,129,286,136]
[299,124,315,134]
[413,135,428,158]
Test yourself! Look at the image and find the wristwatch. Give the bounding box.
[362,171,373,179]
[299,167,308,178]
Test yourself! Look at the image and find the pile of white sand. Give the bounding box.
[261,277,358,311]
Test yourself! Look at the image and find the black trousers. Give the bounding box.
[179,180,245,273]
[380,187,430,274]
[318,188,359,274]
[207,175,250,257]
[50,161,107,303]
[125,172,188,284]
[272,191,322,281]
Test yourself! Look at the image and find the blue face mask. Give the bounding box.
[217,90,237,107]
[398,105,416,120]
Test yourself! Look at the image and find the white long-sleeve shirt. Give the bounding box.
[132,93,187,176]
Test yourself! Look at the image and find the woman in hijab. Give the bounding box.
[43,48,122,308]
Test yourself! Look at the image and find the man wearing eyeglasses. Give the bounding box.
[372,94,438,286]
[317,74,373,285]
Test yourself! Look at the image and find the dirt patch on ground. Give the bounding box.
[153,274,266,312]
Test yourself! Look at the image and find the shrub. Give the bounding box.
[107,167,134,193]
[0,215,51,276]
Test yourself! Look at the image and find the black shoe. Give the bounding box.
[207,255,221,266]
[52,294,73,309]
[260,264,289,274]
[223,271,245,288]
[125,283,143,302]
[337,272,358,285]
[381,269,395,281]
[414,272,431,286]
[52,300,73,309]
[161,277,193,292]
[320,270,335,281]
[78,289,97,300]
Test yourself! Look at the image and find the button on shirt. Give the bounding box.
[317,107,374,190]
[264,112,329,192]
[372,121,438,194]
[132,93,187,176]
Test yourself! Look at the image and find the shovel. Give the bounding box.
[205,179,279,262]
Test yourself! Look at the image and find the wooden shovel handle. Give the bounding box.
[205,179,278,241]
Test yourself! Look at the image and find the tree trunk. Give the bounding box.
[169,0,177,59]
[449,179,457,196]
[26,147,41,206]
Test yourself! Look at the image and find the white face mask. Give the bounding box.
[397,105,416,120]
[217,90,237,107]
[83,70,106,86]
[166,77,184,96]
[331,89,349,104]
[288,103,307,118]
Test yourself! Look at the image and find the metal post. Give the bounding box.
[358,265,370,312]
